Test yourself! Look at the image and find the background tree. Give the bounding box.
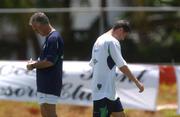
[119,0,180,63]
[0,0,179,63]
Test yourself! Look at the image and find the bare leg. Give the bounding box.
[40,103,58,117]
[111,111,126,117]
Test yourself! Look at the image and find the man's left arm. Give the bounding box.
[119,65,144,93]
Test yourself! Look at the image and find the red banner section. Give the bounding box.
[159,65,176,84]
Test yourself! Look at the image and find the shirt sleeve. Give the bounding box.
[108,40,127,68]
[45,37,62,64]
[89,59,94,67]
[89,45,95,67]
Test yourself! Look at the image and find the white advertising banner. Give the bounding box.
[0,61,159,111]
[176,66,180,114]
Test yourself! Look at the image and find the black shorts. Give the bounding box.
[93,97,124,117]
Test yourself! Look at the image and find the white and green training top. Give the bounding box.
[90,32,127,101]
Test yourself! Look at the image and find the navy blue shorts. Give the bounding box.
[93,97,124,117]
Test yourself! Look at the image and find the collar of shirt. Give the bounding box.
[47,28,56,37]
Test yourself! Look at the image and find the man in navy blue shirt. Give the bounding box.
[27,12,64,117]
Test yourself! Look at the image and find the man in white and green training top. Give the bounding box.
[90,20,144,117]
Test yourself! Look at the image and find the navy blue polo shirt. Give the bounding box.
[36,31,64,97]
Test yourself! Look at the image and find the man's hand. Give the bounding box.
[136,81,144,93]
[26,63,34,70]
[26,59,36,70]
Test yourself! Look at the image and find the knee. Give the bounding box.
[41,110,57,117]
[40,104,57,117]
[111,111,126,117]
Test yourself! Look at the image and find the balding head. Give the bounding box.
[29,12,50,26]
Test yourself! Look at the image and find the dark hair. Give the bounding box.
[112,20,131,32]
[29,12,49,25]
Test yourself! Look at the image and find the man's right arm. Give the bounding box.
[26,60,54,70]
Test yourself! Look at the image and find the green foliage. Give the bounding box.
[0,0,179,62]
[119,0,180,63]
[162,110,178,117]
[0,0,33,8]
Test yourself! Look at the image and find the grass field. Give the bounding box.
[0,84,180,117]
